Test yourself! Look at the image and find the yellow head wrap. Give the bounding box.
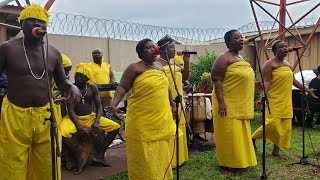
[173,55,184,65]
[18,4,49,26]
[75,63,95,84]
[61,54,72,68]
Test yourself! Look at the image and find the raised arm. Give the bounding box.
[181,54,190,81]
[211,54,228,117]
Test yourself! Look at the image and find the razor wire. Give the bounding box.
[48,12,319,45]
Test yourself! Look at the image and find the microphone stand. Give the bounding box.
[290,48,319,168]
[253,40,271,180]
[40,36,60,180]
[165,57,182,180]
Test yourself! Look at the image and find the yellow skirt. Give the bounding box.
[214,117,257,168]
[126,138,173,180]
[252,117,291,148]
[168,122,189,168]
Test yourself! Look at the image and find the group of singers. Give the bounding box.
[0,4,319,180]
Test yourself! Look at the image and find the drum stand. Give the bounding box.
[40,36,60,180]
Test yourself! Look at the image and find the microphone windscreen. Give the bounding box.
[153,46,160,55]
[31,27,42,38]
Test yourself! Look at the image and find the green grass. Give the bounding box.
[104,112,320,179]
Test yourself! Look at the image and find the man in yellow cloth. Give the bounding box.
[156,36,190,168]
[252,40,317,156]
[88,48,116,107]
[0,4,80,180]
[211,30,257,172]
[111,39,176,180]
[60,63,120,174]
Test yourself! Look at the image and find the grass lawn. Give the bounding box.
[104,112,320,180]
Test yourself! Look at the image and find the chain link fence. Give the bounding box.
[49,12,319,45]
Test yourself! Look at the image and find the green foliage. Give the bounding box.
[190,50,217,91]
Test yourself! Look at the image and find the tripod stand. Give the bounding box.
[290,48,319,168]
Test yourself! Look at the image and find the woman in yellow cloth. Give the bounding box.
[211,30,257,172]
[156,36,190,168]
[88,49,116,107]
[252,40,317,156]
[111,39,176,180]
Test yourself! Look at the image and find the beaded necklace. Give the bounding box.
[22,38,46,80]
[229,51,245,61]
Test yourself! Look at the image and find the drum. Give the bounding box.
[191,93,206,121]
[185,110,205,134]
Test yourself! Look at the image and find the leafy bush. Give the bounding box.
[189,50,217,92]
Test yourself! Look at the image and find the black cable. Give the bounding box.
[163,134,177,180]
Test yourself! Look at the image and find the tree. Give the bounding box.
[189,50,217,92]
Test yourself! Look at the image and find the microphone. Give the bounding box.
[31,27,47,38]
[176,50,197,56]
[243,34,262,44]
[288,46,304,52]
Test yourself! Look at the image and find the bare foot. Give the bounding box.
[272,145,280,157]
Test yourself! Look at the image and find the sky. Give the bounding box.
[10,0,320,29]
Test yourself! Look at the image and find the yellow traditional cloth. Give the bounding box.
[173,55,183,65]
[212,62,257,168]
[164,65,188,168]
[0,96,61,180]
[252,66,293,148]
[75,63,95,84]
[18,4,49,26]
[125,69,175,180]
[88,61,112,97]
[61,54,72,68]
[60,112,120,138]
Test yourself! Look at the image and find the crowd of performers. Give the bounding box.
[0,4,320,180]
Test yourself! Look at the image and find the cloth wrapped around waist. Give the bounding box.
[212,62,254,119]
[125,69,176,142]
[266,66,293,118]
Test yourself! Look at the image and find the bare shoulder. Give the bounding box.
[0,38,21,49]
[264,59,273,66]
[48,44,61,56]
[215,52,228,63]
[89,83,99,93]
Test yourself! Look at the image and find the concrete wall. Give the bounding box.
[44,30,319,82]
[47,34,233,76]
